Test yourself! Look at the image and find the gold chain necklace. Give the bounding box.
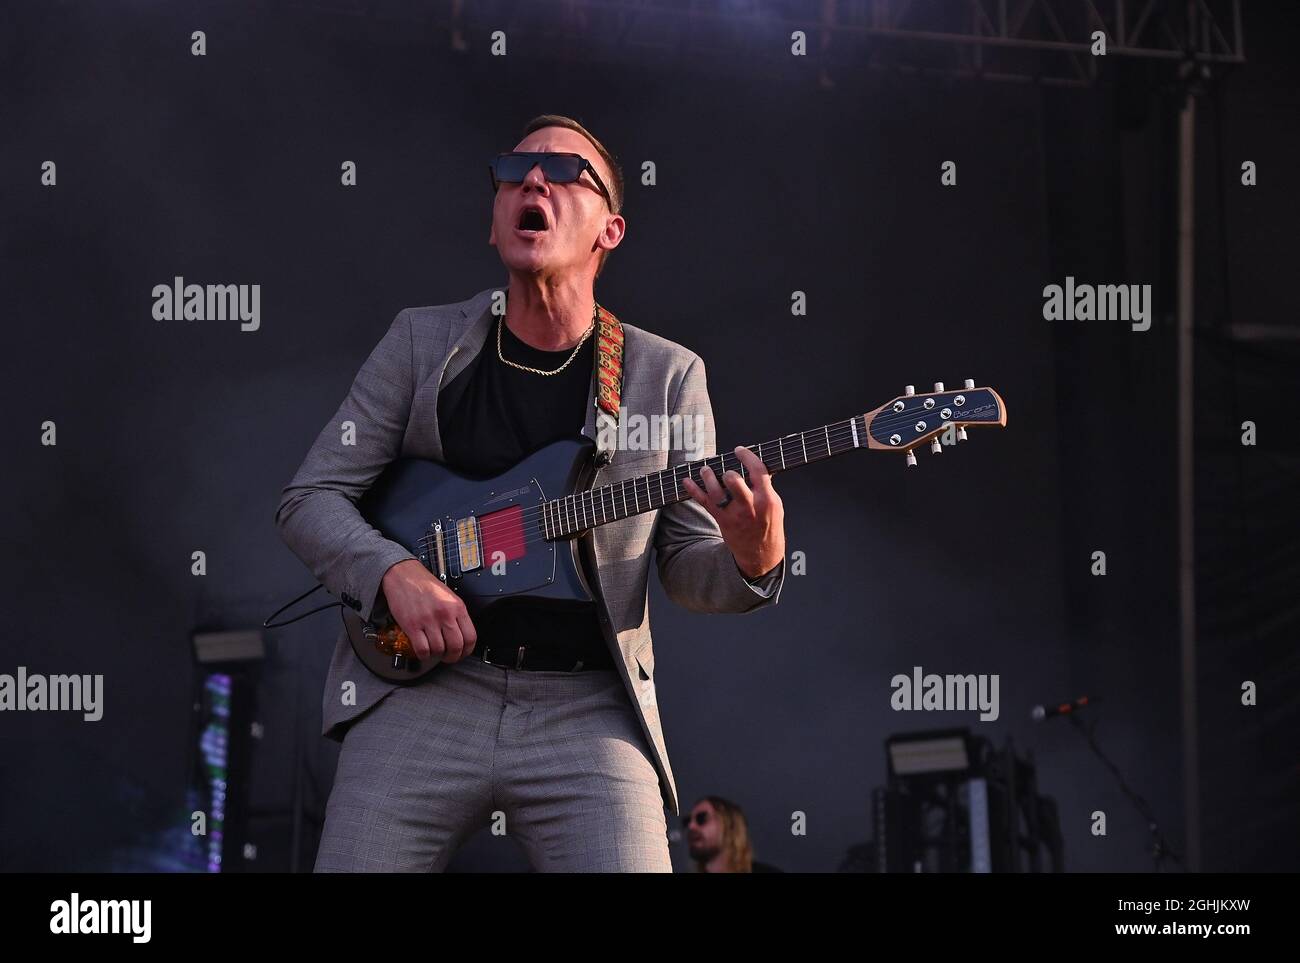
[497,301,599,376]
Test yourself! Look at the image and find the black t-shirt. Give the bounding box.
[436,317,609,662]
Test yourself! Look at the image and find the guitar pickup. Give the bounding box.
[455,515,483,572]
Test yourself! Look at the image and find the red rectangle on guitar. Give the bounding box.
[480,505,526,563]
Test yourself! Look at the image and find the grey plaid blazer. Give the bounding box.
[275,285,786,816]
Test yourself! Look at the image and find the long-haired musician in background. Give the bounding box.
[685,796,782,873]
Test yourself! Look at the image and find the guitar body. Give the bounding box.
[343,436,600,683]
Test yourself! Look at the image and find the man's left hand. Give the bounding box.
[681,446,785,579]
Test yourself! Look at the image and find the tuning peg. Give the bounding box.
[904,385,915,396]
[964,378,975,389]
[958,427,968,442]
[934,381,944,392]
[906,450,917,468]
[930,438,942,455]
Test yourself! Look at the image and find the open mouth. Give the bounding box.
[516,207,549,233]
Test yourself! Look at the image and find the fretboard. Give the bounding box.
[541,415,867,539]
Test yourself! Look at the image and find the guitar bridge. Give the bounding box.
[431,520,448,581]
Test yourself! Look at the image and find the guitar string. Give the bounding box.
[425,408,989,547]
[441,402,990,540]
[418,426,986,577]
[423,420,864,547]
[413,414,993,563]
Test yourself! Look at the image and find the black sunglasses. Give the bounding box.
[488,151,614,211]
[682,811,711,829]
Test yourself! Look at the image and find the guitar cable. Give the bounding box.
[262,583,342,629]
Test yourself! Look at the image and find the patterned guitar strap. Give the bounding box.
[592,303,624,466]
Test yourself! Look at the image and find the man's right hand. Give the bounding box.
[379,559,478,663]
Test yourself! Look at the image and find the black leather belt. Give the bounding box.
[471,641,614,672]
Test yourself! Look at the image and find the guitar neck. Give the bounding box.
[543,415,868,539]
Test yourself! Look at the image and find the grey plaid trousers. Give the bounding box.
[313,655,673,872]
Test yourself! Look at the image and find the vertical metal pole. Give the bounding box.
[1177,85,1200,872]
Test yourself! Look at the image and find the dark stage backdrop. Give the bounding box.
[2,1,1296,873]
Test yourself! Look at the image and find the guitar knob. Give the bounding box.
[964,378,975,389]
[930,438,942,455]
[906,449,917,468]
[904,385,916,396]
[958,427,968,442]
[934,381,945,392]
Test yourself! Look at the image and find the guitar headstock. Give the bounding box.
[863,381,1006,466]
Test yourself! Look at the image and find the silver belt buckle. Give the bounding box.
[515,645,526,669]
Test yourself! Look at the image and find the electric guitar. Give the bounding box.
[345,381,1007,681]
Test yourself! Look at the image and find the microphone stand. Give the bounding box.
[1066,713,1183,872]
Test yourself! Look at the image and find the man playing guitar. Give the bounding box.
[276,114,787,872]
